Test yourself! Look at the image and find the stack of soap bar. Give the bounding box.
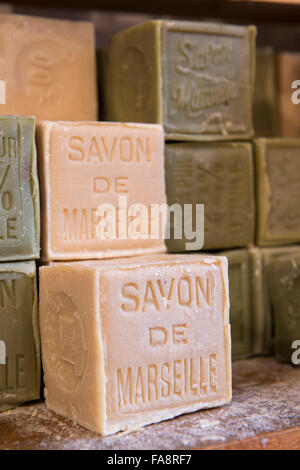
[219,249,253,359]
[277,52,300,137]
[165,142,255,250]
[36,121,166,261]
[39,254,231,435]
[0,14,97,121]
[0,116,40,260]
[255,138,300,246]
[0,261,40,411]
[249,246,300,356]
[253,48,278,137]
[105,20,256,141]
[268,252,300,363]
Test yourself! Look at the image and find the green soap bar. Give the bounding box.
[255,138,300,246]
[0,261,40,411]
[249,246,300,356]
[105,20,256,142]
[253,48,278,137]
[267,253,300,363]
[220,249,253,360]
[0,116,40,260]
[165,142,255,250]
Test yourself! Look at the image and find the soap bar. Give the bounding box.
[39,254,231,435]
[36,121,166,261]
[0,116,40,261]
[277,52,300,137]
[255,138,300,246]
[0,14,97,122]
[220,249,253,359]
[105,20,256,141]
[0,261,40,411]
[165,142,255,250]
[267,253,300,363]
[253,48,278,137]
[249,245,300,356]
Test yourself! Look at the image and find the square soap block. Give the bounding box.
[0,14,97,122]
[0,261,40,411]
[267,253,300,363]
[255,138,300,246]
[165,142,255,250]
[105,20,256,141]
[36,121,166,261]
[220,249,253,359]
[253,48,278,137]
[0,116,40,261]
[39,254,231,435]
[249,246,300,356]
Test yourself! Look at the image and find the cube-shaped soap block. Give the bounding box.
[36,121,166,261]
[39,254,231,435]
[0,14,97,122]
[105,20,256,141]
[249,246,300,356]
[0,116,40,261]
[165,142,255,250]
[255,138,300,246]
[0,261,40,411]
[268,253,300,363]
[220,249,253,359]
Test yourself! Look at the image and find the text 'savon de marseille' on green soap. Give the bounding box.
[0,261,40,411]
[0,116,40,260]
[165,142,255,251]
[255,138,300,246]
[105,21,256,141]
[267,253,300,363]
[253,48,278,137]
[220,249,253,359]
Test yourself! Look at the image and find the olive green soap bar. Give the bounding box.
[249,246,300,356]
[165,142,255,250]
[253,48,278,137]
[220,249,253,359]
[106,20,256,141]
[0,261,40,411]
[267,253,300,363]
[0,116,40,260]
[255,138,300,246]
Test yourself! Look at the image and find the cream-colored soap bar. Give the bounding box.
[0,14,97,121]
[36,121,166,260]
[39,254,231,435]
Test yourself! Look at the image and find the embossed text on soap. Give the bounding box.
[0,134,22,243]
[102,261,228,418]
[163,25,249,135]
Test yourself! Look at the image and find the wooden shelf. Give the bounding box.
[0,358,299,450]
[10,0,300,23]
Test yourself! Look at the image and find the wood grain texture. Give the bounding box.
[0,358,299,450]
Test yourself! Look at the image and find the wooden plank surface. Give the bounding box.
[11,0,300,23]
[0,357,299,450]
